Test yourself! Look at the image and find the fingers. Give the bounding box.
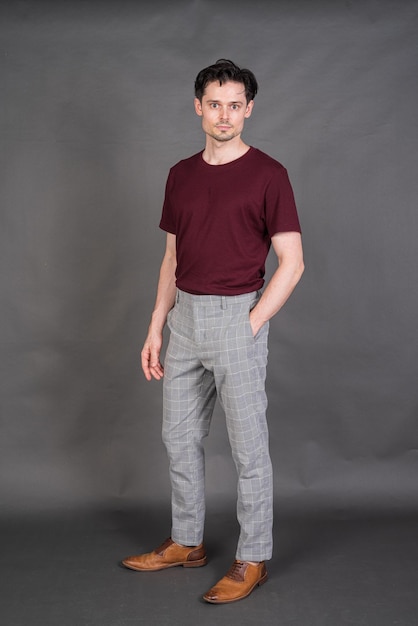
[149,357,164,380]
[141,344,164,381]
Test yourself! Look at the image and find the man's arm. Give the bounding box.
[249,231,304,336]
[141,233,177,381]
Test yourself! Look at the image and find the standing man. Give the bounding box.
[122,59,304,604]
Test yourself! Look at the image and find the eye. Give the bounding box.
[231,104,240,110]
[210,103,219,109]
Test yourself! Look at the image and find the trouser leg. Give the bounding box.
[215,306,273,562]
[162,326,216,547]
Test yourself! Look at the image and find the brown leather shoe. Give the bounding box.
[203,560,268,604]
[122,537,207,571]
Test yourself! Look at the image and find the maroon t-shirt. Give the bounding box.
[159,147,301,296]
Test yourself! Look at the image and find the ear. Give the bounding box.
[194,98,203,117]
[244,100,254,119]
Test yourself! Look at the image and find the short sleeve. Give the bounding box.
[264,167,301,236]
[159,168,177,235]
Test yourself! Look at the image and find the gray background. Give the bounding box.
[1,0,417,519]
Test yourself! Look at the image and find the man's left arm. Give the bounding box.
[250,231,304,336]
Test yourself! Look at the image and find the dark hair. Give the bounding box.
[194,59,258,103]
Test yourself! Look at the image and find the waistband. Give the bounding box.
[176,289,260,308]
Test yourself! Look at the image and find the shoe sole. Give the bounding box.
[122,556,208,571]
[203,572,268,604]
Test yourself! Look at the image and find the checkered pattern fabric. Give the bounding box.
[162,289,273,561]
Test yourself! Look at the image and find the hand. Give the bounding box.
[249,309,263,338]
[141,331,164,381]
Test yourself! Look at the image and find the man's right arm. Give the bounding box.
[141,233,177,381]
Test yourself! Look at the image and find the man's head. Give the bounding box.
[194,59,258,104]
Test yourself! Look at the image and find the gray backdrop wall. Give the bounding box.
[1,0,417,517]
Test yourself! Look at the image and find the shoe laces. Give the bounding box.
[226,560,246,581]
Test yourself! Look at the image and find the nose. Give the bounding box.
[219,105,229,120]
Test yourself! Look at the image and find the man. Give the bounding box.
[122,59,304,604]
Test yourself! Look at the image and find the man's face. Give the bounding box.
[194,80,254,143]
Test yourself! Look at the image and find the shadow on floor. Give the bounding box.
[1,503,417,625]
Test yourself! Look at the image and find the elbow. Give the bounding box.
[294,258,305,285]
[299,259,305,279]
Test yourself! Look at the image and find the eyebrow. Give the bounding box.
[206,99,244,104]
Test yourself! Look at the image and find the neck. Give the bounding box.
[202,137,250,165]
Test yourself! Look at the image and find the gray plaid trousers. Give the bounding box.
[162,289,273,562]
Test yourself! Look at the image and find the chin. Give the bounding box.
[212,132,235,142]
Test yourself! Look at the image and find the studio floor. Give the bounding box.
[1,503,417,626]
